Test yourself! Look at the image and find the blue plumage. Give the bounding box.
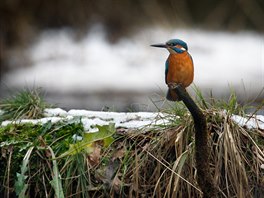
[166,39,188,50]
[165,58,169,84]
[164,39,188,83]
[151,38,194,101]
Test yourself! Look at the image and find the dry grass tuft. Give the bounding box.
[110,107,264,198]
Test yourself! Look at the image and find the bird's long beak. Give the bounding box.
[150,43,167,48]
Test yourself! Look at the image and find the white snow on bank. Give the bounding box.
[44,108,68,117]
[1,108,264,131]
[1,108,168,131]
[3,26,264,95]
[231,115,264,129]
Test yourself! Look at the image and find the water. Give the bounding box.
[1,25,264,111]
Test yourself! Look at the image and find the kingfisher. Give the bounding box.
[151,39,194,101]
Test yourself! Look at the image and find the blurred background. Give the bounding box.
[0,0,263,112]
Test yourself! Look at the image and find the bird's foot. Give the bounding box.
[168,83,182,89]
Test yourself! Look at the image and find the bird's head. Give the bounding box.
[151,39,188,54]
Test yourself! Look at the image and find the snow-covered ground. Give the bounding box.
[1,108,264,131]
[3,26,264,94]
[1,108,169,131]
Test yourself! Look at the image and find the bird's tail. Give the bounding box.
[166,88,185,101]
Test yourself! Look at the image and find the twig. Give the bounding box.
[172,84,217,198]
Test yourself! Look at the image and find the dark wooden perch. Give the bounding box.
[172,85,217,198]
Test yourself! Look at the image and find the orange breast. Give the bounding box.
[166,52,194,88]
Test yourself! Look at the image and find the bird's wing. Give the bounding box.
[165,58,169,84]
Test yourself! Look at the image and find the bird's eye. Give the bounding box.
[167,43,174,46]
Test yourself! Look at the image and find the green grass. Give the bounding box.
[0,88,49,122]
[0,88,263,197]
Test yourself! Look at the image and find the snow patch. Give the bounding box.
[231,115,264,129]
[1,108,168,131]
[44,108,68,117]
[2,117,63,126]
[1,108,263,131]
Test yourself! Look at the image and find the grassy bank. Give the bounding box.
[0,89,263,197]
